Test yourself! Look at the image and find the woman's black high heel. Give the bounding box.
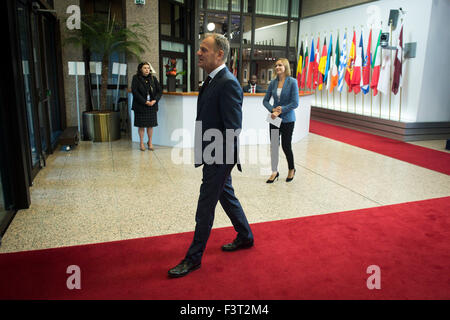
[266,172,279,183]
[286,169,296,182]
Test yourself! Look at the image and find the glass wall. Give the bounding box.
[86,0,128,110]
[30,10,49,154]
[159,0,191,91]
[42,16,63,145]
[254,17,287,46]
[208,0,228,11]
[255,0,289,16]
[199,0,301,90]
[0,92,8,229]
[0,77,13,236]
[17,0,40,168]
[90,51,127,109]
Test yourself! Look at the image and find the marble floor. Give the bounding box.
[1,134,449,253]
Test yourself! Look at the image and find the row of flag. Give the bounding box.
[296,26,403,96]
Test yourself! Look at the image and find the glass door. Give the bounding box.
[16,0,62,180]
[0,86,13,237]
[17,0,40,173]
[30,9,51,157]
[41,15,62,146]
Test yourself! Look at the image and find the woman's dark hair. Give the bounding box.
[136,62,151,76]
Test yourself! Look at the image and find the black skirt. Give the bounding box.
[134,106,158,128]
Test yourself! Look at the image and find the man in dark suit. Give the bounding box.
[168,33,254,278]
[243,74,265,93]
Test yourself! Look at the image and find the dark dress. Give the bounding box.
[131,74,162,128]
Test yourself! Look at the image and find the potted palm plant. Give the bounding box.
[65,11,149,141]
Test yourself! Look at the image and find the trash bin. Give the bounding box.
[82,111,95,141]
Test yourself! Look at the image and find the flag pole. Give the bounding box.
[347,85,349,112]
[370,88,373,116]
[325,30,334,109]
[316,32,319,107]
[379,23,383,119]
[361,25,364,115]
[398,19,404,121]
[320,32,323,107]
[362,92,364,115]
[326,87,328,108]
[388,21,393,120]
[326,30,329,108]
[346,87,348,112]
[328,29,339,110]
[321,85,323,107]
[353,26,356,114]
[379,65,382,119]
[370,24,373,117]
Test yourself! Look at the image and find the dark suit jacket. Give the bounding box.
[243,84,265,93]
[195,67,242,171]
[131,74,162,113]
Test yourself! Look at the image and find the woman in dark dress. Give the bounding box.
[131,62,162,151]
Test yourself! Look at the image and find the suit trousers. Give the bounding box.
[185,163,253,264]
[269,121,295,172]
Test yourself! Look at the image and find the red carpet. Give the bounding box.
[0,196,449,300]
[309,120,450,175]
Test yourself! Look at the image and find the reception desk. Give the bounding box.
[128,92,313,148]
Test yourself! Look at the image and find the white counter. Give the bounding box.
[128,92,313,148]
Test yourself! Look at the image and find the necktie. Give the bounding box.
[199,76,211,97]
[252,86,255,93]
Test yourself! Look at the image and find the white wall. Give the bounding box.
[298,0,448,123]
[416,0,450,122]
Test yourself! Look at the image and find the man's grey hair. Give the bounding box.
[204,33,230,63]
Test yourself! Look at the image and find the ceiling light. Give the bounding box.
[207,22,215,31]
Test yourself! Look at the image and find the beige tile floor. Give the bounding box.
[1,133,449,253]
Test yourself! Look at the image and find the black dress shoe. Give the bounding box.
[222,238,254,252]
[168,259,201,278]
[286,169,296,182]
[266,172,279,183]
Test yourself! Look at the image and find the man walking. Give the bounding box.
[168,33,254,278]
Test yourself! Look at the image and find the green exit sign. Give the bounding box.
[135,0,145,4]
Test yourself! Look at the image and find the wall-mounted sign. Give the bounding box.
[68,61,85,75]
[135,0,145,5]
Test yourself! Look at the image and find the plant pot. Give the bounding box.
[167,75,176,92]
[82,110,121,142]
